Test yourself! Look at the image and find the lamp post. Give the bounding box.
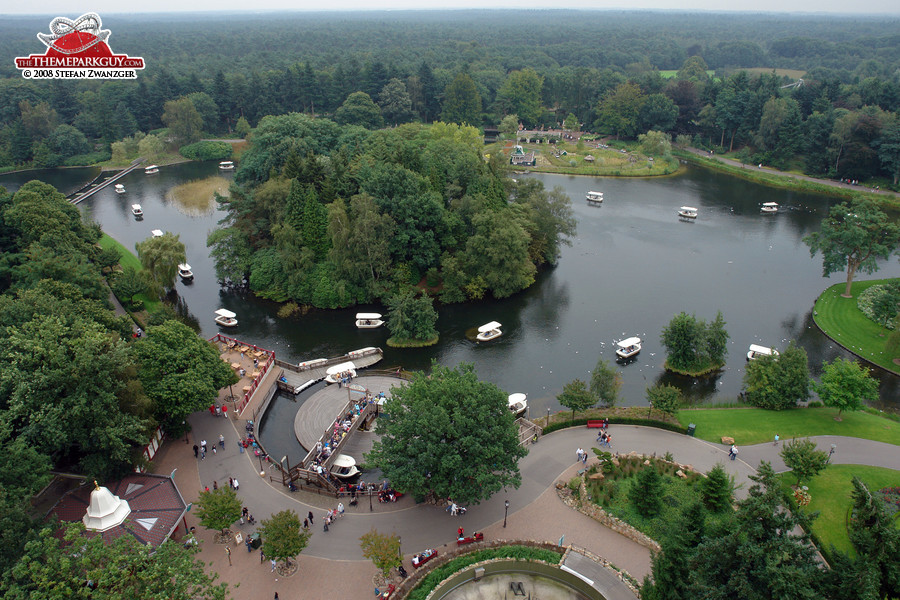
[398,536,402,558]
[369,490,373,512]
[827,444,836,464]
[503,499,509,528]
[546,407,551,427]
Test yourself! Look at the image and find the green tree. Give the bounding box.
[186,92,220,134]
[563,112,579,131]
[258,510,311,569]
[639,130,672,156]
[496,69,543,126]
[705,311,729,366]
[629,465,663,517]
[676,56,710,82]
[514,182,576,266]
[334,91,384,130]
[779,438,829,486]
[359,529,402,578]
[234,116,251,138]
[0,521,227,599]
[368,362,527,506]
[594,82,645,139]
[48,124,90,159]
[137,133,165,163]
[698,463,734,512]
[847,477,900,599]
[196,487,242,536]
[660,312,704,372]
[803,198,900,298]
[206,227,253,285]
[557,379,596,421]
[110,266,148,307]
[813,357,879,419]
[642,501,707,600]
[464,209,535,299]
[638,94,678,133]
[590,357,622,408]
[441,73,482,126]
[386,290,438,345]
[162,97,203,145]
[135,231,187,296]
[690,462,826,598]
[134,319,237,427]
[499,113,519,139]
[742,342,810,410]
[378,78,413,125]
[646,384,681,418]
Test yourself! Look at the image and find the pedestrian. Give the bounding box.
[219,434,225,448]
[209,404,216,416]
[238,440,244,454]
[581,451,587,465]
[303,518,309,529]
[212,445,217,454]
[222,404,228,418]
[308,511,314,524]
[245,538,252,552]
[229,477,234,489]
[204,486,209,492]
[243,506,249,518]
[729,444,738,460]
[275,594,279,600]
[457,526,464,539]
[201,439,207,452]
[215,405,222,417]
[270,558,277,572]
[605,433,612,447]
[324,516,329,532]
[338,502,344,517]
[450,502,458,516]
[260,550,265,563]
[193,444,199,458]
[233,478,239,491]
[213,481,218,490]
[773,433,780,446]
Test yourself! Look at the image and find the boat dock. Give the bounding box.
[68,158,144,204]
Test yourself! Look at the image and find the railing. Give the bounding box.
[208,333,275,415]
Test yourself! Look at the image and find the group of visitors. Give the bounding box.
[335,371,354,387]
[321,504,344,531]
[209,403,229,418]
[597,430,612,447]
[728,444,739,460]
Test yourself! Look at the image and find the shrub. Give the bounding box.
[179,141,233,161]
[64,150,110,166]
[857,283,900,329]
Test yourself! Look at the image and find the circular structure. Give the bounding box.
[427,559,605,600]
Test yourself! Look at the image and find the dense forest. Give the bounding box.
[1,11,900,183]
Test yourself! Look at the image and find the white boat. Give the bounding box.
[615,337,642,359]
[476,321,502,342]
[678,206,698,219]
[144,164,159,175]
[218,161,235,170]
[131,204,143,217]
[586,191,604,205]
[298,358,328,369]
[214,308,238,328]
[330,454,359,479]
[508,393,528,417]
[115,184,126,194]
[761,202,779,213]
[747,344,779,361]
[151,229,163,237]
[325,361,357,384]
[178,263,193,281]
[355,313,384,329]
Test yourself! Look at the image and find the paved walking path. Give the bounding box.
[154,387,899,600]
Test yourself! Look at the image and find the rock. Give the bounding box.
[643,459,651,466]
[721,436,734,445]
[675,469,687,478]
[589,473,604,480]
[611,458,620,466]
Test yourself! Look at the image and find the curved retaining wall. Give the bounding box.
[427,558,604,600]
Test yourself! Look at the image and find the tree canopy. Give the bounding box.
[258,510,311,568]
[742,342,810,410]
[813,357,879,418]
[368,362,527,506]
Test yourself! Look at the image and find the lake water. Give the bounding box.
[3,161,898,422]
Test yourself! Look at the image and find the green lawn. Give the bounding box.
[98,234,161,314]
[778,464,900,556]
[813,278,900,374]
[677,407,900,446]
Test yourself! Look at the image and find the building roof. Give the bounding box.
[51,473,187,548]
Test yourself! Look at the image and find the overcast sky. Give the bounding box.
[8,0,900,16]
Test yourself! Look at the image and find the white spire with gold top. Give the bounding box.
[83,480,131,532]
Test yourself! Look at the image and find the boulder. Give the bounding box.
[643,459,651,466]
[675,469,687,479]
[721,436,734,445]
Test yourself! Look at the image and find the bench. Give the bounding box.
[587,420,603,428]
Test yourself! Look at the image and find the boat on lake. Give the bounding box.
[615,337,642,359]
[214,308,238,328]
[476,321,502,342]
[115,184,126,194]
[586,191,604,205]
[355,313,384,329]
[325,361,357,384]
[761,202,779,213]
[178,263,194,281]
[747,344,779,360]
[508,393,528,417]
[678,206,698,219]
[144,164,159,175]
[131,204,143,217]
[218,161,234,170]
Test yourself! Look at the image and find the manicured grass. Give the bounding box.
[676,407,900,446]
[98,234,161,314]
[813,278,900,374]
[486,141,680,178]
[778,464,900,556]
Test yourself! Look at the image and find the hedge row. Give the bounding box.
[179,140,232,161]
[543,416,688,435]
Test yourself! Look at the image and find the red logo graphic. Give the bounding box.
[15,13,145,79]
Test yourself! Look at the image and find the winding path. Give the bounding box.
[158,385,898,600]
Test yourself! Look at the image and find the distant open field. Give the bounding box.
[659,69,715,78]
[740,67,806,78]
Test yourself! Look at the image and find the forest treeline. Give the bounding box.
[1,11,900,183]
